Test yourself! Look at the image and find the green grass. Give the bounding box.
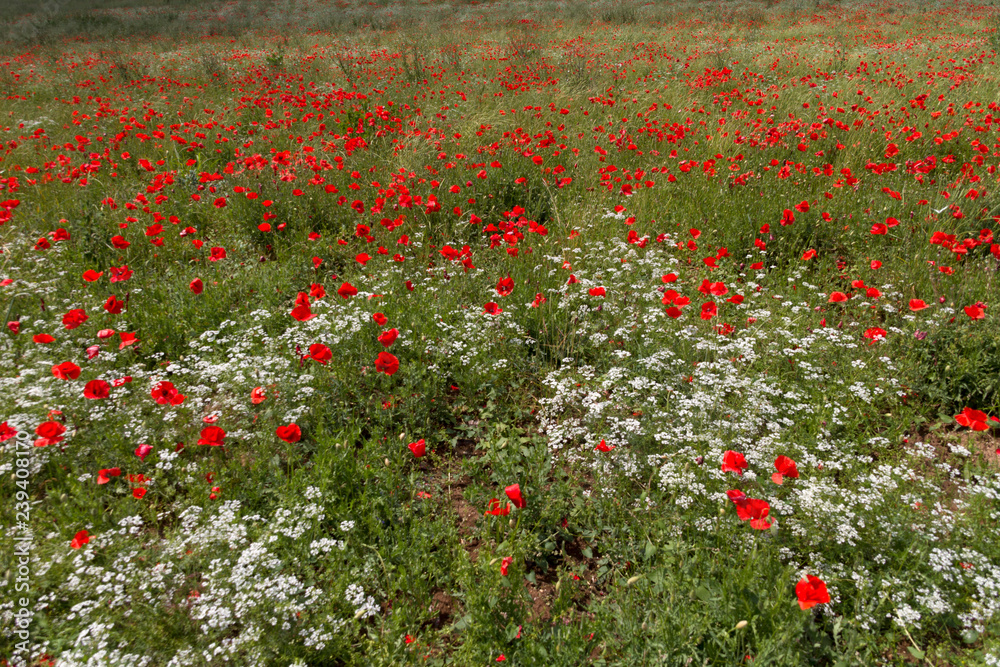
[2,0,1000,665]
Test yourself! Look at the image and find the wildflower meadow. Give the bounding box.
[2,0,1000,664]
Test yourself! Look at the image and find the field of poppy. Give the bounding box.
[2,0,1000,664]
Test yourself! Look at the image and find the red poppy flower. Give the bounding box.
[485,498,511,516]
[356,253,371,266]
[500,556,513,576]
[151,381,185,405]
[35,420,66,447]
[132,488,147,499]
[909,299,927,311]
[372,312,388,326]
[863,327,887,343]
[408,439,426,457]
[103,295,125,314]
[70,530,90,549]
[0,422,17,442]
[531,293,547,308]
[83,270,103,282]
[795,575,830,610]
[7,321,20,335]
[190,278,204,294]
[276,423,302,443]
[290,292,315,321]
[109,265,133,283]
[700,301,718,320]
[870,223,888,235]
[594,439,614,452]
[110,235,130,249]
[705,281,729,297]
[52,361,81,380]
[33,333,55,344]
[964,305,986,320]
[772,455,799,485]
[83,379,111,400]
[729,493,772,529]
[309,343,333,365]
[198,425,226,446]
[954,407,993,431]
[377,328,399,347]
[338,282,358,299]
[828,292,848,303]
[63,308,89,330]
[135,444,153,461]
[589,286,607,297]
[662,273,678,283]
[505,483,526,509]
[209,247,227,261]
[97,467,121,484]
[721,450,747,476]
[483,302,503,315]
[119,332,139,350]
[801,249,816,261]
[251,386,267,404]
[310,283,326,300]
[496,276,515,297]
[375,351,400,376]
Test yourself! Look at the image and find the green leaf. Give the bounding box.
[907,646,925,660]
